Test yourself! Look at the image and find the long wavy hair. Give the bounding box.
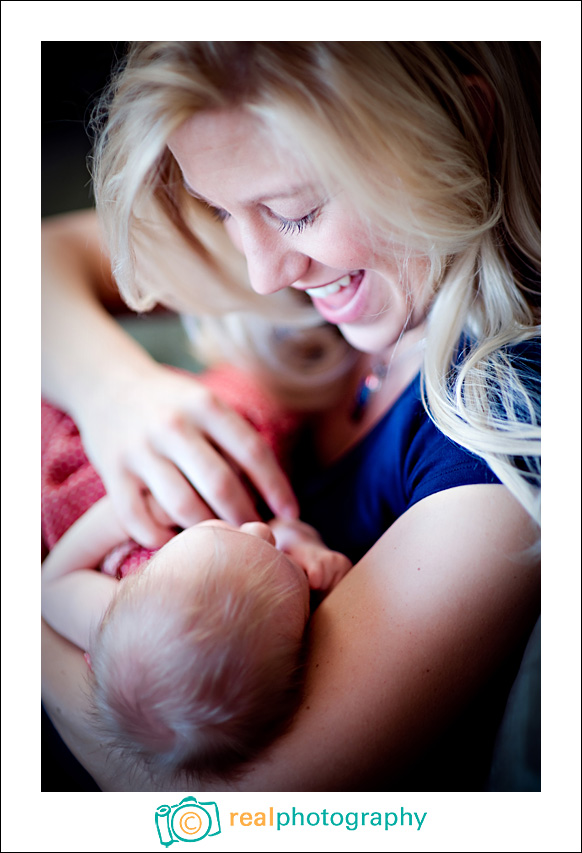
[92,42,541,522]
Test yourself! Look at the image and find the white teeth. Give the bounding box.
[306,282,340,298]
[306,274,352,299]
[336,274,352,287]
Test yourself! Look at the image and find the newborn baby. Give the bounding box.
[41,496,351,776]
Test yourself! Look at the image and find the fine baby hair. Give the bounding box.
[89,534,306,775]
[91,42,540,524]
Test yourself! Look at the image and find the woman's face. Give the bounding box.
[168,109,430,354]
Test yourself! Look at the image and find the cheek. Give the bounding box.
[315,222,377,270]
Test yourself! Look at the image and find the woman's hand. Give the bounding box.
[41,211,299,550]
[76,361,299,548]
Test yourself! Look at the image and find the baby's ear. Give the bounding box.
[464,75,495,151]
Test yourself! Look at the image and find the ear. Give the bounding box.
[464,75,496,151]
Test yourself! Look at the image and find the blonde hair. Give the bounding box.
[92,42,540,521]
[89,538,305,775]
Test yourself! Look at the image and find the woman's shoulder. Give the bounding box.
[388,375,502,509]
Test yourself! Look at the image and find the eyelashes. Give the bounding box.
[209,205,229,224]
[183,176,324,235]
[276,209,319,235]
[208,204,320,235]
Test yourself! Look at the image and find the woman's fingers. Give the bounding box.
[112,434,268,547]
[106,471,177,549]
[192,395,299,520]
[142,492,176,528]
[80,366,300,543]
[133,451,227,528]
[152,429,265,526]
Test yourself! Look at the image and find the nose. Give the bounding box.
[239,521,277,546]
[225,218,310,295]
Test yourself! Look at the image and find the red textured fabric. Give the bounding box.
[41,401,107,550]
[41,365,300,578]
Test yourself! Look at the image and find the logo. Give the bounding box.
[155,796,221,846]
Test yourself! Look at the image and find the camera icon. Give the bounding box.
[155,796,221,846]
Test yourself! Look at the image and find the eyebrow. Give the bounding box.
[182,178,317,208]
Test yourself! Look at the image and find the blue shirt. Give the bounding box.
[293,339,540,563]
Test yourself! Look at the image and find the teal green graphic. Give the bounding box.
[155,796,221,846]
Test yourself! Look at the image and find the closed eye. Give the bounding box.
[183,177,321,235]
[210,204,320,234]
[275,208,320,236]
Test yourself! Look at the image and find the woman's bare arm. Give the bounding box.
[41,483,540,791]
[41,210,144,415]
[241,484,539,791]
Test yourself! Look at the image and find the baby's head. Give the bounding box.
[88,521,310,774]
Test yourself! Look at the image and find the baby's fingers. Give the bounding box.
[325,554,353,592]
[305,552,352,592]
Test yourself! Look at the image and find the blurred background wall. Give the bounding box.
[42,41,125,217]
[42,41,202,370]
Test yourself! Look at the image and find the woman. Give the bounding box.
[42,42,540,791]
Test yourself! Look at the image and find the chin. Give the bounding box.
[338,321,401,355]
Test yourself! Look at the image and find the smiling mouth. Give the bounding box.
[305,272,358,299]
[301,270,368,324]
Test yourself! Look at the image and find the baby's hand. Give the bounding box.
[295,544,352,593]
[269,519,352,593]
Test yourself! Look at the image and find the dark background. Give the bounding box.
[42,42,127,217]
[42,41,123,793]
[41,40,202,379]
